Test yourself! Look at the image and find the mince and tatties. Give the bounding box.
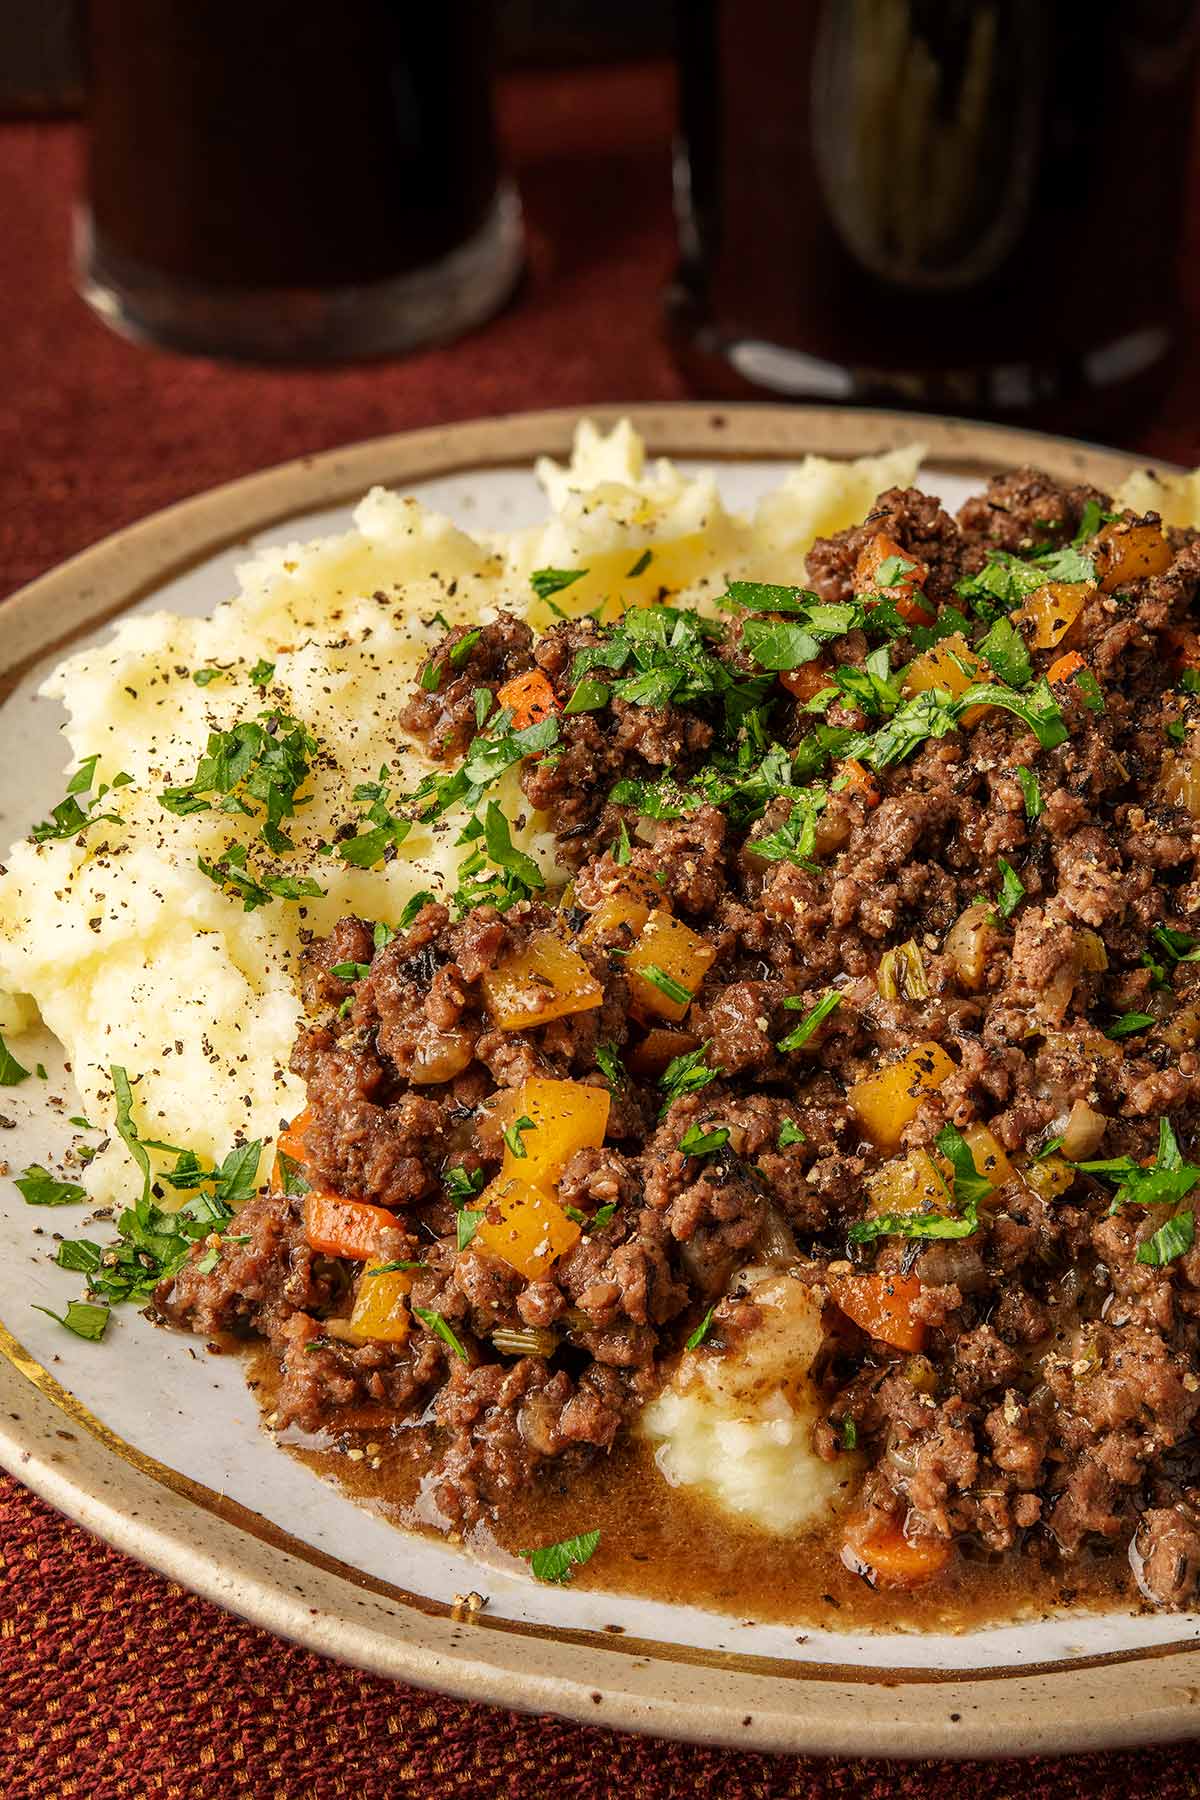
[8,431,1200,1613]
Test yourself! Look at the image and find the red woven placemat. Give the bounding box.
[3,59,1200,1799]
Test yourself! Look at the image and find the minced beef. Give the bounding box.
[156,469,1200,1611]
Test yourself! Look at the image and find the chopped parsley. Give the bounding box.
[777,991,841,1052]
[627,550,653,578]
[678,1123,730,1158]
[1017,767,1043,820]
[336,766,412,868]
[978,616,1033,689]
[519,1528,600,1584]
[444,1165,486,1205]
[685,1305,716,1350]
[248,658,276,688]
[531,567,589,601]
[595,1043,626,1094]
[995,858,1026,919]
[1076,1118,1200,1213]
[198,843,324,911]
[563,676,611,715]
[638,965,693,1007]
[1137,1209,1195,1267]
[836,1417,859,1451]
[0,1033,30,1086]
[1105,1012,1155,1040]
[31,1299,109,1341]
[31,755,130,844]
[14,1165,87,1206]
[503,1114,536,1159]
[159,710,317,853]
[750,788,828,865]
[452,800,545,915]
[658,1043,720,1111]
[848,1124,989,1244]
[330,960,371,982]
[412,1307,469,1361]
[778,1119,806,1148]
[456,1208,486,1251]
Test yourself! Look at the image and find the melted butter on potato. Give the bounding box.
[640,1268,861,1534]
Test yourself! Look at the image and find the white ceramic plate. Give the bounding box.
[4,405,1200,1758]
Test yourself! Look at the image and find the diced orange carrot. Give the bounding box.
[780,658,833,702]
[841,1509,953,1588]
[837,758,881,808]
[303,1190,396,1260]
[1047,650,1085,687]
[275,1106,314,1184]
[627,1026,701,1077]
[496,669,560,730]
[854,531,937,627]
[828,1271,927,1352]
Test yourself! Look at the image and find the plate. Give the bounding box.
[3,403,1199,1759]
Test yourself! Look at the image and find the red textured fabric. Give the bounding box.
[3,58,1200,1799]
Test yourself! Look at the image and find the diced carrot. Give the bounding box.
[303,1190,396,1260]
[1046,650,1085,687]
[496,669,560,730]
[836,758,881,808]
[780,659,833,703]
[275,1106,314,1184]
[627,1026,701,1077]
[828,1271,927,1351]
[841,1509,953,1588]
[854,531,937,628]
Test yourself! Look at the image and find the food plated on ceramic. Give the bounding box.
[6,421,1200,1629]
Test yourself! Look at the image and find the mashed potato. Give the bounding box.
[640,1268,861,1533]
[0,421,924,1210]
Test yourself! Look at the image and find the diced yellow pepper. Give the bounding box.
[902,634,991,725]
[625,910,716,1022]
[1095,520,1173,593]
[1016,581,1094,650]
[866,1150,951,1217]
[956,1123,1015,1187]
[848,1042,957,1152]
[481,930,603,1030]
[475,1174,582,1281]
[1162,752,1200,818]
[579,892,651,948]
[346,1260,412,1344]
[1021,1153,1076,1200]
[501,1075,611,1191]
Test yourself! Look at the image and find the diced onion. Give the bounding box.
[1059,1098,1107,1162]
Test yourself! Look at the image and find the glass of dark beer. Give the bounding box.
[79,0,523,361]
[670,0,1200,431]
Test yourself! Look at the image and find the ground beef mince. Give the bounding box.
[155,471,1200,1611]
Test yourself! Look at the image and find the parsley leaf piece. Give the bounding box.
[1017,767,1043,820]
[563,677,611,716]
[591,1202,617,1230]
[444,1164,486,1204]
[449,629,482,669]
[503,1114,536,1159]
[720,580,821,616]
[778,1119,806,1148]
[248,658,276,687]
[330,960,371,982]
[160,711,317,853]
[658,1043,720,1111]
[1076,1117,1200,1211]
[531,567,588,601]
[1106,1012,1155,1040]
[397,890,435,931]
[462,714,559,789]
[612,820,632,865]
[1137,1209,1195,1267]
[627,549,653,578]
[412,1307,469,1361]
[365,1260,427,1276]
[456,1208,486,1252]
[192,666,223,687]
[934,1124,994,1208]
[0,1033,30,1086]
[749,787,828,865]
[679,1123,730,1158]
[31,756,123,844]
[111,1063,152,1206]
[777,991,841,1052]
[996,858,1026,919]
[31,1299,109,1341]
[837,1416,859,1451]
[1152,926,1200,967]
[199,846,324,911]
[638,965,693,1007]
[740,618,823,672]
[685,1306,716,1350]
[277,1152,310,1197]
[1072,668,1105,714]
[978,617,1033,689]
[1034,545,1096,584]
[955,552,1048,621]
[519,1528,601,1585]
[14,1165,87,1206]
[595,1043,626,1094]
[847,1197,979,1245]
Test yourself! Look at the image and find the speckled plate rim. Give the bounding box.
[2,402,1197,1760]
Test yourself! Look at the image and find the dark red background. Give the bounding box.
[4,60,1200,1799]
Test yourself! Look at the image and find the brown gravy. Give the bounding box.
[245,1347,1142,1634]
